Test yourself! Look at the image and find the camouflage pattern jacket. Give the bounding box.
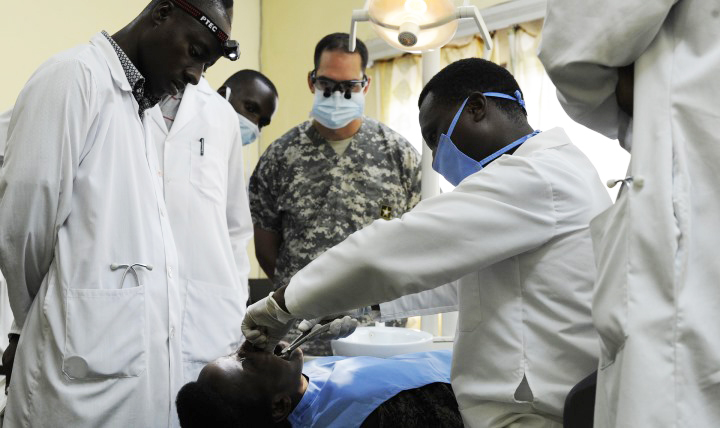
[249,118,421,289]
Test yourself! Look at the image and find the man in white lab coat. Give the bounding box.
[0,108,8,164]
[241,58,611,428]
[0,0,237,426]
[0,109,11,378]
[539,1,720,426]
[148,70,277,384]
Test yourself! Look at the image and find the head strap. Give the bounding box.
[446,98,469,138]
[173,0,228,41]
[172,0,239,60]
[483,90,525,108]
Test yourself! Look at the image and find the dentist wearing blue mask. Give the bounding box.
[243,58,611,427]
[431,89,539,186]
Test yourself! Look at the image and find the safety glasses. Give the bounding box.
[310,70,368,99]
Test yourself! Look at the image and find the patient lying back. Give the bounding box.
[176,342,461,428]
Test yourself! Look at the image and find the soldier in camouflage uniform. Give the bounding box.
[249,33,420,355]
[250,119,420,289]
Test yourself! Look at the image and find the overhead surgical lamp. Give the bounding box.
[349,1,493,340]
[350,0,493,53]
[348,0,495,203]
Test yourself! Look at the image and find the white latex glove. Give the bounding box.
[241,293,297,352]
[297,315,359,341]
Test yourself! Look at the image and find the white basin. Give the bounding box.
[331,327,434,358]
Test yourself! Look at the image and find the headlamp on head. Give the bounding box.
[224,40,240,61]
[172,0,240,61]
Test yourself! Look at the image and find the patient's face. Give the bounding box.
[198,341,304,401]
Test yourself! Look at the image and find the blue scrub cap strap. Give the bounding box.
[446,98,469,138]
[445,91,524,138]
[477,130,541,166]
[483,90,525,108]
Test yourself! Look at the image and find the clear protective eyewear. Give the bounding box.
[310,70,368,99]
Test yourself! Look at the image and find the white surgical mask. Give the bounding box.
[237,113,260,146]
[311,90,365,129]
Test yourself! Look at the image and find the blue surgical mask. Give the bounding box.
[311,90,365,129]
[237,113,260,146]
[225,86,261,146]
[432,91,540,186]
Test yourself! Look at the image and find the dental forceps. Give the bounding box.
[277,322,333,359]
[110,263,153,288]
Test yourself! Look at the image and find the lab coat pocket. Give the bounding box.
[457,275,482,332]
[181,280,244,365]
[63,285,146,379]
[189,139,225,204]
[590,192,629,369]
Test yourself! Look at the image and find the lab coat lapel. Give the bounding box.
[167,82,207,140]
[90,33,132,93]
[91,31,153,168]
[149,106,169,137]
[513,127,570,158]
[90,32,146,135]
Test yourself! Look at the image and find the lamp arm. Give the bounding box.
[359,13,468,34]
[456,5,493,52]
[418,13,458,30]
[369,17,400,31]
[369,14,463,33]
[349,4,493,53]
[349,9,370,51]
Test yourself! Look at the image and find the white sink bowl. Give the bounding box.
[331,327,434,358]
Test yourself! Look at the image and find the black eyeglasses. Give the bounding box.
[310,71,368,99]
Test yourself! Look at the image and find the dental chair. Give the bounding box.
[0,377,6,428]
[563,370,597,428]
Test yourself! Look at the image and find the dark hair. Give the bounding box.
[223,69,279,97]
[203,0,233,9]
[176,381,288,428]
[176,381,242,428]
[418,58,527,122]
[148,0,234,18]
[150,0,233,9]
[313,33,369,72]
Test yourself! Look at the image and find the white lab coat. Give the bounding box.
[284,128,610,427]
[0,276,9,356]
[378,282,458,321]
[0,108,11,355]
[539,1,720,426]
[0,108,9,164]
[148,78,252,384]
[0,33,183,427]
